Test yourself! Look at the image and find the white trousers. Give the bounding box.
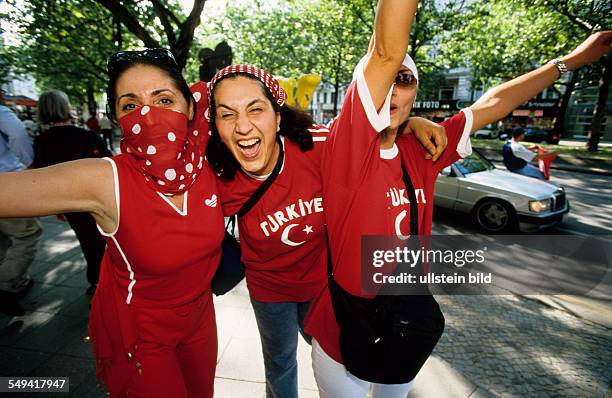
[311,339,414,398]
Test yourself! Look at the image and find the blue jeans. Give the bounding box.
[514,164,545,180]
[250,297,312,398]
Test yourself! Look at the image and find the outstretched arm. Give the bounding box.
[0,159,117,232]
[364,0,419,109]
[470,31,612,133]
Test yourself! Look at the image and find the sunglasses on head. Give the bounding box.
[395,72,417,87]
[107,48,178,74]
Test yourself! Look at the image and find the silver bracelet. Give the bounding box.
[549,58,568,76]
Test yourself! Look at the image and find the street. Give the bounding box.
[423,166,611,398]
[432,165,612,236]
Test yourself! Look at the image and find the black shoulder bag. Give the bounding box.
[327,162,445,384]
[212,137,284,296]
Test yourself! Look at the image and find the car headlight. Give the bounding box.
[529,199,551,213]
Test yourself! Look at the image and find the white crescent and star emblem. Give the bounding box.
[280,223,313,246]
[395,210,410,240]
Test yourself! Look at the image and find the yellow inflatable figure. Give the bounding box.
[277,74,321,110]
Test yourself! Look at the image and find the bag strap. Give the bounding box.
[226,135,285,235]
[326,155,419,278]
[401,162,419,236]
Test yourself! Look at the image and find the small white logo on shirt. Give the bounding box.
[204,194,218,208]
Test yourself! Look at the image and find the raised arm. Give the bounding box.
[0,159,117,232]
[364,0,419,109]
[470,31,612,133]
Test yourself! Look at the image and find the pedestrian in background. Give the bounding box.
[99,112,114,152]
[503,127,558,180]
[85,113,100,133]
[0,88,42,316]
[33,89,111,295]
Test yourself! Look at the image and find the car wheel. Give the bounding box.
[491,130,499,139]
[473,199,517,233]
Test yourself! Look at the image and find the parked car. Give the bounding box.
[523,128,560,144]
[434,149,569,233]
[473,124,500,139]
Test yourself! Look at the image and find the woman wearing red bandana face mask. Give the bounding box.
[0,49,224,398]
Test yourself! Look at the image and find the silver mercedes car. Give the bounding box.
[435,149,570,233]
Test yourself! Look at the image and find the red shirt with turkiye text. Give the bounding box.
[304,61,473,363]
[218,129,329,302]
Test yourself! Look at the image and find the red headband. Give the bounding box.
[207,64,287,107]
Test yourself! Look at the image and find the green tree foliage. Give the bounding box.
[205,0,370,113]
[4,0,207,111]
[5,0,126,110]
[94,0,207,70]
[440,0,583,87]
[0,41,16,87]
[439,0,609,149]
[205,0,464,110]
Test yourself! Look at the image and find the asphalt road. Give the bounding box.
[430,166,612,328]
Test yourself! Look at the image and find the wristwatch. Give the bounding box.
[550,59,568,76]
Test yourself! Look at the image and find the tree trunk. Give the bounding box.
[333,78,340,116]
[86,83,96,116]
[173,0,207,70]
[551,71,579,139]
[95,0,207,71]
[333,49,342,116]
[587,56,612,152]
[114,17,122,49]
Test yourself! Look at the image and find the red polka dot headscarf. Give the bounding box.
[207,64,287,109]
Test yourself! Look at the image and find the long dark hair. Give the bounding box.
[206,73,314,180]
[106,50,195,123]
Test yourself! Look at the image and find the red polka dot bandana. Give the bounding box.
[119,105,205,195]
[207,64,286,109]
[189,81,210,135]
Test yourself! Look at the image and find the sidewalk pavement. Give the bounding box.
[1,216,610,397]
[475,147,612,177]
[558,139,612,148]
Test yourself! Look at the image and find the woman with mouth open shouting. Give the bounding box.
[204,64,446,398]
[303,0,612,396]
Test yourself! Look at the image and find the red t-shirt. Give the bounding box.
[218,131,329,302]
[89,148,224,395]
[98,154,225,307]
[305,63,473,363]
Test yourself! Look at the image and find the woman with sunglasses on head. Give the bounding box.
[304,0,612,396]
[204,64,444,398]
[0,49,224,397]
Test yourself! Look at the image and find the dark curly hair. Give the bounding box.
[206,73,314,180]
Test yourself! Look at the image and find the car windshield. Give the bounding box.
[454,151,495,175]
